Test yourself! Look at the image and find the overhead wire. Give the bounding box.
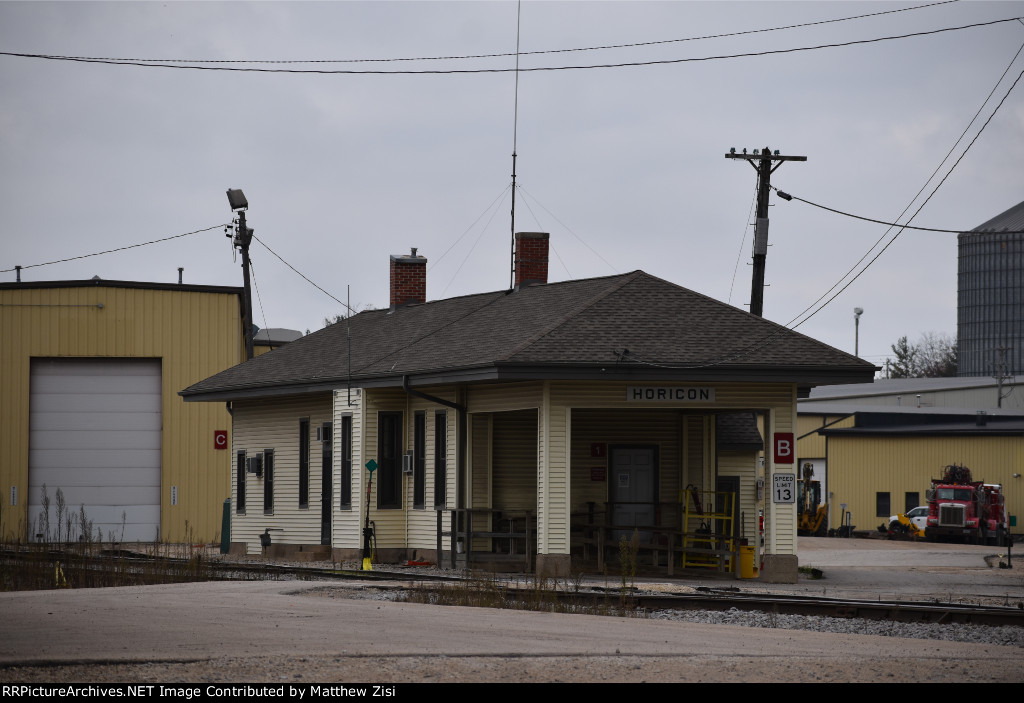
[612,43,1024,372]
[515,186,618,274]
[248,257,271,339]
[428,184,513,271]
[516,186,572,279]
[251,234,355,315]
[3,17,1018,75]
[773,188,1024,234]
[0,224,226,274]
[440,187,511,297]
[15,1,954,65]
[786,39,1024,331]
[728,181,759,305]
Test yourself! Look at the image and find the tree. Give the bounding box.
[888,336,919,378]
[884,332,957,378]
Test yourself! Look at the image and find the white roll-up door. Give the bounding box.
[29,358,161,542]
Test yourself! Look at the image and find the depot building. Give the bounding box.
[181,233,875,582]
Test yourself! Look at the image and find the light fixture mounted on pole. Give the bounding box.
[227,188,255,361]
[725,147,807,317]
[854,307,864,357]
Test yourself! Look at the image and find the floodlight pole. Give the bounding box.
[227,188,255,361]
[238,209,255,361]
[725,147,807,317]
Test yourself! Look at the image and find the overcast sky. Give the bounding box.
[2,1,1023,370]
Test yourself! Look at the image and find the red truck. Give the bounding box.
[925,464,1009,546]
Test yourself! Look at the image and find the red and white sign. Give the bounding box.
[773,432,794,464]
[214,430,228,450]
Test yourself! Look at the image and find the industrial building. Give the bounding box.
[182,233,875,582]
[797,378,1023,537]
[1,277,247,543]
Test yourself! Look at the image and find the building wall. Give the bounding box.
[220,379,802,563]
[548,381,797,558]
[1,283,243,542]
[230,394,332,554]
[826,434,1023,533]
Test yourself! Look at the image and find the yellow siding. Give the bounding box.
[316,380,801,560]
[796,413,854,458]
[827,434,1023,532]
[230,395,332,554]
[1,284,243,542]
[333,389,363,550]
[492,410,538,512]
[717,450,760,550]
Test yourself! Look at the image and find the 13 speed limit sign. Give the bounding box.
[773,473,796,503]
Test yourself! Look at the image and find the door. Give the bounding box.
[610,446,657,534]
[29,358,161,543]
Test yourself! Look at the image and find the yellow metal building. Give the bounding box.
[798,409,1022,535]
[1,278,245,543]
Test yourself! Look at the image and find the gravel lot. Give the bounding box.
[1,537,1022,683]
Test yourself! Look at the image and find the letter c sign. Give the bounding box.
[773,433,794,464]
[214,430,228,450]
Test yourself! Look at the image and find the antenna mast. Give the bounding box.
[509,0,522,289]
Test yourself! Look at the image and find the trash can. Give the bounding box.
[739,545,758,578]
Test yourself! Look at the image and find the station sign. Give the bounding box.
[627,386,715,402]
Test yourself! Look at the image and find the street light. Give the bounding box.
[854,307,864,357]
[227,189,255,361]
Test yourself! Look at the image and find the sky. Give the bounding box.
[2,0,1023,371]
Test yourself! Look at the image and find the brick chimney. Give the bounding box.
[390,248,427,310]
[514,232,549,288]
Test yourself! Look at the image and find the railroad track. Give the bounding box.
[4,548,1021,627]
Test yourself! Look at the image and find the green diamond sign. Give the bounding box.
[365,459,377,474]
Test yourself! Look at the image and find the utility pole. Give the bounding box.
[227,189,255,361]
[725,146,806,317]
[993,346,1013,408]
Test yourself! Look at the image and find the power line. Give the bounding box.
[3,17,1017,75]
[0,224,225,274]
[773,187,1024,234]
[614,48,1024,372]
[11,1,954,66]
[250,234,355,315]
[787,51,1024,331]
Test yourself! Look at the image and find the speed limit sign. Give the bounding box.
[773,473,796,503]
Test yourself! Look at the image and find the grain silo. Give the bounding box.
[957,200,1024,377]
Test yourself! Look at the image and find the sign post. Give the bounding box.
[362,459,377,570]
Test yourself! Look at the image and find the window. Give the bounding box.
[904,492,919,513]
[434,410,447,509]
[321,422,332,515]
[264,449,275,514]
[340,415,352,510]
[298,418,310,509]
[236,450,246,514]
[377,412,402,509]
[413,411,426,509]
[875,491,890,517]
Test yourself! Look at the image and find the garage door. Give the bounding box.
[29,358,161,543]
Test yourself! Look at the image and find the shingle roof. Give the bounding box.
[181,271,876,400]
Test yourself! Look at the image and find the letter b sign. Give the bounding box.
[773,433,794,464]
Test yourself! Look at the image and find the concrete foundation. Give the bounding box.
[536,553,571,579]
[760,554,799,583]
[263,543,332,561]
